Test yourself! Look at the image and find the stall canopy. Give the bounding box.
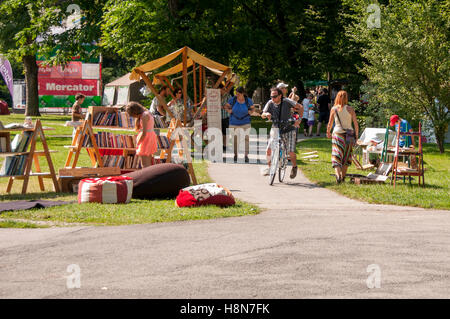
[130,46,234,126]
[103,73,146,105]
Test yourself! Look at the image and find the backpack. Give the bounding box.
[230,96,251,121]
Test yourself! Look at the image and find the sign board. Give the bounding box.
[37,47,101,110]
[206,88,221,131]
[13,81,26,109]
[39,78,100,96]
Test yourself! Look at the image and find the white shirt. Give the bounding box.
[308,109,315,121]
[302,98,310,119]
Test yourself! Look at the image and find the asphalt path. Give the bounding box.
[0,163,449,298]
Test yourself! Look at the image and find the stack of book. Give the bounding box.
[11,131,33,152]
[157,135,170,149]
[94,132,136,149]
[102,154,142,170]
[0,131,34,176]
[0,155,28,176]
[154,115,167,129]
[93,111,136,128]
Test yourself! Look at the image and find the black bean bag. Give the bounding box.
[122,163,190,199]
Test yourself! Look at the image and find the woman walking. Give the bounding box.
[126,102,158,168]
[326,90,359,183]
[224,86,255,163]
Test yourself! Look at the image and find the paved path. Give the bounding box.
[0,163,449,298]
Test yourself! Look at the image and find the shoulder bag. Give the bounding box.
[335,106,355,145]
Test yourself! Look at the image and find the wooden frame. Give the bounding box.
[391,122,425,187]
[158,119,197,185]
[1,119,60,194]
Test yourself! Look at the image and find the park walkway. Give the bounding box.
[0,162,449,298]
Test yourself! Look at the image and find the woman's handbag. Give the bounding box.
[335,108,356,145]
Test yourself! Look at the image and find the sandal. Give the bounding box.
[335,175,341,184]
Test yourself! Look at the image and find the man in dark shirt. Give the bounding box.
[261,87,302,179]
[316,88,331,136]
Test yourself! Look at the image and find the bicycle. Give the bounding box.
[268,119,295,185]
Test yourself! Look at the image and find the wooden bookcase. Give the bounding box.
[391,122,425,187]
[0,119,60,194]
[65,107,197,184]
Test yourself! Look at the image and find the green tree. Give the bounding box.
[101,0,363,98]
[0,0,105,116]
[346,0,449,153]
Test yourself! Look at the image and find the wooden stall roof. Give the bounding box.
[130,46,231,82]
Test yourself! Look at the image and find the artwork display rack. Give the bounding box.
[391,122,425,187]
[0,119,60,194]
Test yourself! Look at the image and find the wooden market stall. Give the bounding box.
[129,46,235,127]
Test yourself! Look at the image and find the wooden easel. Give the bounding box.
[159,119,197,184]
[64,116,104,169]
[1,119,60,194]
[391,122,424,187]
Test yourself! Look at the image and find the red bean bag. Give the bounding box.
[78,176,133,204]
[176,183,235,208]
[123,163,190,199]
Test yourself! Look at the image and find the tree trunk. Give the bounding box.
[434,124,446,153]
[23,55,40,116]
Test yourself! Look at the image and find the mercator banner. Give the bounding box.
[0,57,13,98]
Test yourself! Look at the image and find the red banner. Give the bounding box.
[38,78,99,96]
[37,61,83,79]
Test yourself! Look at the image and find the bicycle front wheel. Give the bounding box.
[269,143,279,186]
[278,141,288,182]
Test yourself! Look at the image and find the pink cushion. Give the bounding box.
[78,176,133,204]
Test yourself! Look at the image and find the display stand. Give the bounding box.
[64,116,104,169]
[0,119,60,194]
[391,122,424,187]
[159,118,197,185]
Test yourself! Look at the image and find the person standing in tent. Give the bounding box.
[224,86,255,163]
[168,88,194,126]
[126,102,158,168]
[150,86,168,117]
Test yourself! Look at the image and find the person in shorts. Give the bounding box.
[261,87,302,179]
[307,106,316,137]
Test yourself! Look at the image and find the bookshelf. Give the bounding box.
[391,122,425,187]
[0,119,60,194]
[65,107,197,184]
[65,107,142,172]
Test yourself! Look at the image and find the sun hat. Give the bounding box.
[276,82,288,89]
[389,114,400,126]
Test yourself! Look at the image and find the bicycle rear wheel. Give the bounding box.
[269,143,279,185]
[278,142,288,182]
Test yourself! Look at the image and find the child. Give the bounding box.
[308,106,316,137]
[126,102,158,168]
[72,93,85,122]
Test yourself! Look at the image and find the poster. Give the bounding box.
[102,86,116,106]
[116,86,129,105]
[206,88,221,131]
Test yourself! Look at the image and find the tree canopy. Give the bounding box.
[346,0,449,152]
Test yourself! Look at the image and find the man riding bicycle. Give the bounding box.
[261,87,303,179]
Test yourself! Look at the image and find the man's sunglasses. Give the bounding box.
[270,95,279,98]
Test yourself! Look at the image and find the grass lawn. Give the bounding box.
[296,138,450,210]
[0,114,260,227]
